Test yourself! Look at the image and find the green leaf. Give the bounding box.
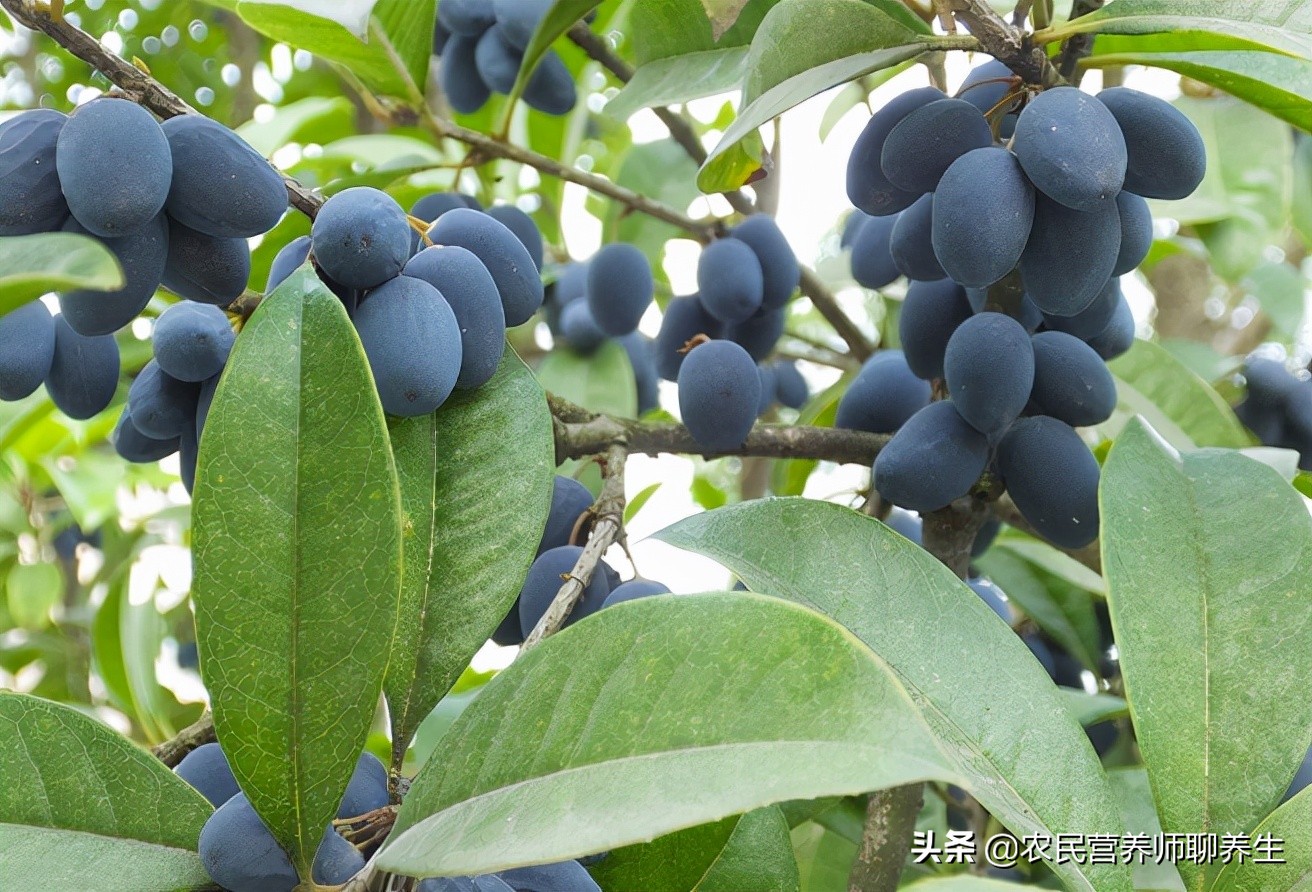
[657,498,1132,892]
[605,139,702,264]
[235,0,435,97]
[700,0,929,192]
[902,878,1038,891]
[607,47,750,119]
[791,819,857,892]
[0,232,123,317]
[1244,262,1306,338]
[1101,419,1312,892]
[506,1,603,113]
[1103,338,1250,451]
[535,340,638,418]
[700,0,752,39]
[624,482,661,524]
[5,562,60,630]
[384,350,554,760]
[1080,49,1312,132]
[1042,0,1312,58]
[0,692,213,892]
[191,268,403,877]
[236,96,355,156]
[91,572,174,743]
[591,806,799,892]
[1210,788,1312,891]
[1061,689,1129,727]
[1108,768,1186,892]
[995,535,1107,596]
[378,593,961,877]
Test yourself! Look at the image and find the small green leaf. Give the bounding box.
[535,340,638,418]
[378,593,961,877]
[1061,689,1130,727]
[5,562,61,631]
[1210,787,1312,891]
[0,232,123,317]
[1101,419,1312,892]
[384,350,555,761]
[657,498,1132,892]
[591,806,799,892]
[505,1,602,114]
[192,268,403,877]
[623,483,661,524]
[1104,339,1250,451]
[0,692,213,892]
[91,573,174,744]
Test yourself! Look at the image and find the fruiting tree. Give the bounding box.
[1,1,1311,891]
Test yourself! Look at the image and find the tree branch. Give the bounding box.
[946,0,1062,87]
[1055,0,1106,82]
[151,709,215,767]
[848,785,926,892]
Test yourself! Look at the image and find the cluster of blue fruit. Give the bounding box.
[176,741,598,891]
[836,60,1206,549]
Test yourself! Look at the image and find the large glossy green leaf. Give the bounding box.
[699,0,929,192]
[0,692,213,892]
[1081,48,1312,132]
[1210,788,1312,891]
[657,498,1132,892]
[0,232,123,317]
[191,268,403,877]
[384,351,554,761]
[377,593,961,878]
[1102,339,1250,451]
[535,340,637,417]
[591,805,799,892]
[1042,0,1312,58]
[236,0,435,97]
[1101,419,1312,892]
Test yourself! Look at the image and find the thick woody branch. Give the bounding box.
[522,443,628,648]
[151,710,215,767]
[947,0,1061,87]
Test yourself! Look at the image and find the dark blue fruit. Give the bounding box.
[1013,87,1126,211]
[967,578,1011,623]
[1098,87,1206,201]
[438,0,497,35]
[587,243,653,336]
[889,194,945,282]
[697,238,764,323]
[538,475,593,554]
[195,374,218,440]
[836,350,931,434]
[59,213,169,335]
[354,276,462,416]
[1085,291,1134,360]
[944,312,1035,437]
[881,98,993,194]
[497,863,603,892]
[841,211,867,248]
[485,205,544,270]
[723,307,784,363]
[677,339,760,452]
[0,301,56,400]
[0,109,68,235]
[266,235,311,293]
[655,295,722,380]
[1114,191,1152,276]
[162,219,251,307]
[523,53,577,118]
[179,422,198,493]
[518,545,610,637]
[129,360,200,440]
[602,579,671,608]
[958,59,1019,119]
[1041,278,1121,340]
[731,215,800,310]
[756,362,777,416]
[112,407,179,462]
[1283,746,1312,803]
[311,187,410,290]
[1023,633,1057,677]
[152,301,234,383]
[899,278,972,380]
[1029,331,1116,427]
[772,360,808,409]
[1020,194,1120,317]
[972,515,1001,557]
[493,0,552,48]
[933,147,1034,288]
[412,192,479,224]
[964,287,1043,333]
[849,213,900,290]
[885,507,922,545]
[997,416,1100,548]
[162,115,287,238]
[198,792,365,892]
[474,26,522,94]
[847,86,944,216]
[620,332,660,415]
[404,245,506,389]
[45,316,119,420]
[427,208,543,327]
[1242,358,1299,410]
[338,752,388,819]
[559,299,606,353]
[56,98,172,236]
[174,742,239,807]
[874,401,988,512]
[442,34,492,114]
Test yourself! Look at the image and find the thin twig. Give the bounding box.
[151,710,215,767]
[1056,0,1106,83]
[522,443,628,649]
